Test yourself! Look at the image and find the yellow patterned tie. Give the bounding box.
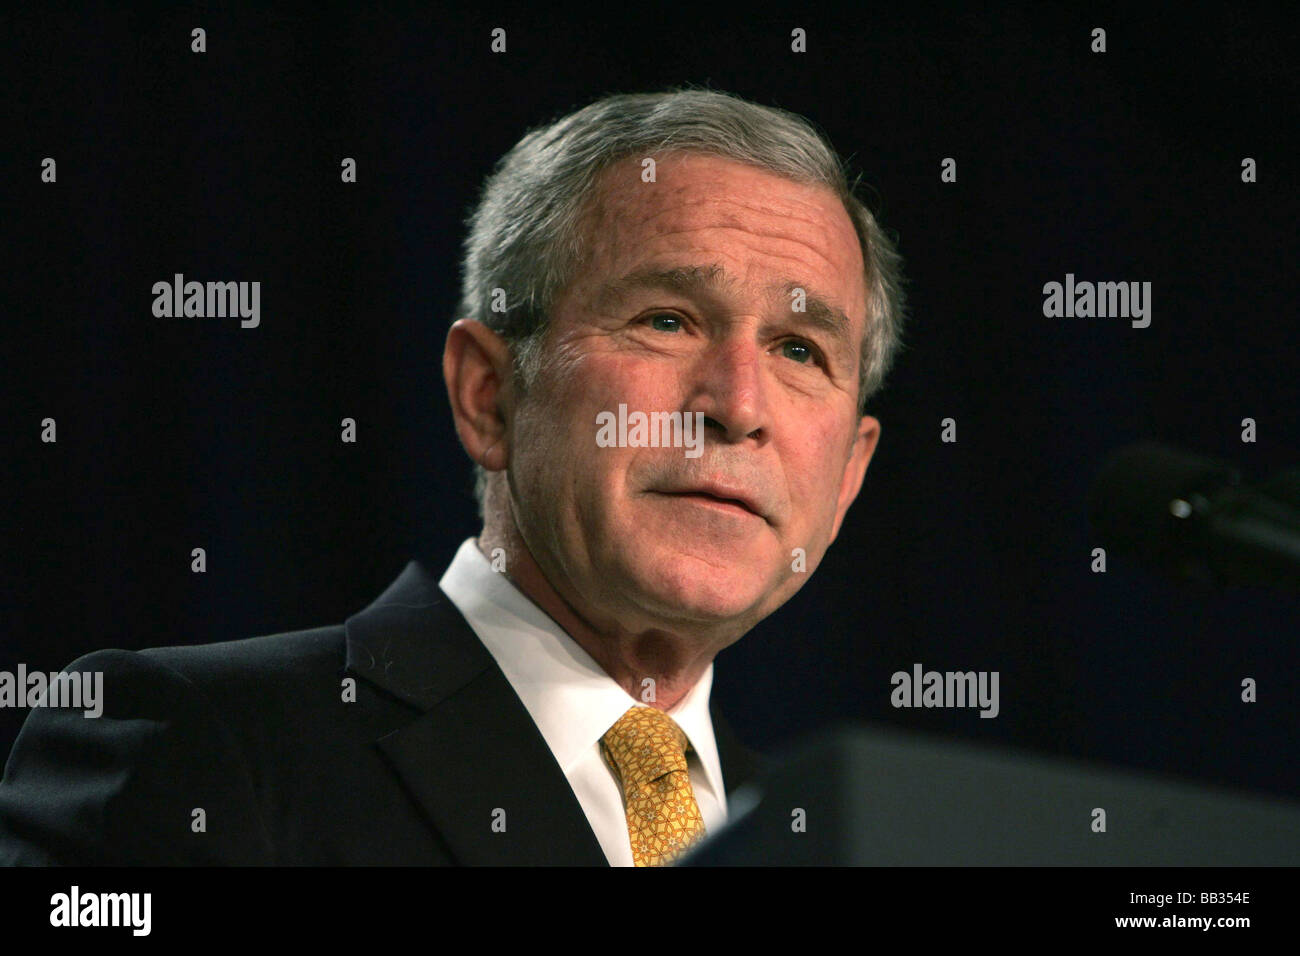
[600,705,707,867]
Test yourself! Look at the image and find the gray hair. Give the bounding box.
[456,86,908,515]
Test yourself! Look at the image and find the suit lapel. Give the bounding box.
[345,561,608,865]
[711,697,764,796]
[346,559,767,864]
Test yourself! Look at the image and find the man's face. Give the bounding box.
[505,152,879,637]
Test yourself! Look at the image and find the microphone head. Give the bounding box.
[1088,442,1240,582]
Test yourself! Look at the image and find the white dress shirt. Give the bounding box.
[438,537,728,866]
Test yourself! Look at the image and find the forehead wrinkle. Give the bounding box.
[625,200,855,272]
[627,188,836,225]
[597,262,853,346]
[618,226,863,324]
[592,164,859,259]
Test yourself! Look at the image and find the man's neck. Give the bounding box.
[475,520,718,712]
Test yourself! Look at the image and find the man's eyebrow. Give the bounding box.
[597,264,854,348]
[597,264,732,305]
[769,279,853,349]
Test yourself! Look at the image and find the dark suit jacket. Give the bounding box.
[0,560,763,865]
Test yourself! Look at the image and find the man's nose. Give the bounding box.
[685,334,769,443]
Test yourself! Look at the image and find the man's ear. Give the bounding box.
[443,318,514,473]
[828,414,880,544]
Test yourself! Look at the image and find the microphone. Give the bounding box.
[1088,442,1300,592]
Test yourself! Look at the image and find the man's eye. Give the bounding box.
[780,340,817,364]
[644,313,683,332]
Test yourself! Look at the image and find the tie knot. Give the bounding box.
[600,705,693,792]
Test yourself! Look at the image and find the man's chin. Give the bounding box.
[618,560,776,627]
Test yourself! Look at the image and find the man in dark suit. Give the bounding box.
[0,87,905,865]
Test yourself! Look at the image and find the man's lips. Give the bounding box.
[651,484,766,520]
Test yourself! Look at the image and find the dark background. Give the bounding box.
[4,4,1297,799]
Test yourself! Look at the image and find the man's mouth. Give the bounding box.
[652,486,765,521]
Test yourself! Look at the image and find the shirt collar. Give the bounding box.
[437,538,725,796]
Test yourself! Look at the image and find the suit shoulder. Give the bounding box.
[134,625,347,696]
[0,644,281,864]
